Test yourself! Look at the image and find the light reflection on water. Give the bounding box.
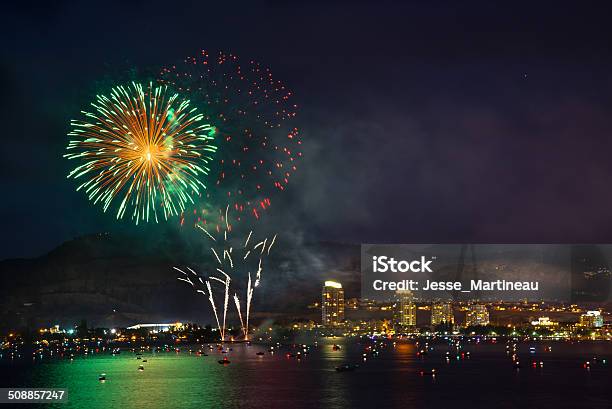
[0,338,610,409]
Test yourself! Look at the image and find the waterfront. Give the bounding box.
[0,338,610,409]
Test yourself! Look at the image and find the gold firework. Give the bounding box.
[65,82,217,223]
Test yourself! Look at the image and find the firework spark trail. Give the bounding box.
[205,280,223,340]
[224,250,234,269]
[254,240,266,251]
[233,294,247,339]
[196,224,216,241]
[268,234,277,255]
[225,204,230,230]
[245,273,254,340]
[174,267,194,286]
[210,269,231,341]
[256,258,262,286]
[65,82,217,224]
[174,266,188,276]
[177,277,193,286]
[211,248,222,265]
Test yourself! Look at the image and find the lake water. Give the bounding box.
[1,338,610,409]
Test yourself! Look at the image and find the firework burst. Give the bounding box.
[65,82,217,224]
[159,51,302,226]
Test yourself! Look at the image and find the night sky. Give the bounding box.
[3,1,612,260]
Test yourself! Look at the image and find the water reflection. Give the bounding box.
[0,340,609,409]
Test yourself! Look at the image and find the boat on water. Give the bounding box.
[335,364,359,372]
[256,352,265,356]
[218,357,231,365]
[419,369,437,376]
[98,373,106,381]
[332,345,341,351]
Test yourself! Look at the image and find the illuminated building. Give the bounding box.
[395,290,416,328]
[431,302,454,326]
[579,311,604,328]
[465,304,489,327]
[346,298,359,310]
[322,281,345,326]
[530,317,558,326]
[359,299,377,310]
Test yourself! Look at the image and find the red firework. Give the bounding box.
[160,50,302,227]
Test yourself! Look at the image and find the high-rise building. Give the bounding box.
[431,302,454,326]
[322,281,345,326]
[465,304,489,327]
[395,290,416,328]
[579,310,604,328]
